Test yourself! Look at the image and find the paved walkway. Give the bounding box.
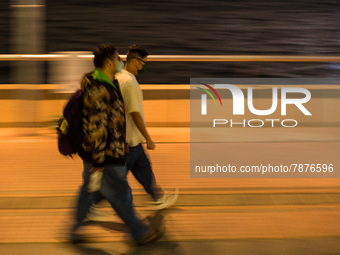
[0,128,339,254]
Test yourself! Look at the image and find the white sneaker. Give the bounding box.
[146,188,179,210]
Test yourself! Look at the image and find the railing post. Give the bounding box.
[10,1,45,130]
[10,0,45,84]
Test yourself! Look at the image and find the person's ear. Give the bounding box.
[107,58,114,68]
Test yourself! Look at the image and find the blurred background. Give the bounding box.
[0,0,340,85]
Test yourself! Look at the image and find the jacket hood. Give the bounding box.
[80,72,95,92]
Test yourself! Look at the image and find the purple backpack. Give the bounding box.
[56,89,84,157]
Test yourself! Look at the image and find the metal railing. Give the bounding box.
[1,54,340,128]
[1,54,340,62]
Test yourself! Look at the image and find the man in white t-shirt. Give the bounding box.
[115,45,178,210]
[87,45,178,217]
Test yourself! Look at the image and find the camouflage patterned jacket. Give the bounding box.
[78,72,126,167]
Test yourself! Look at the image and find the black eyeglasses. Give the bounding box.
[136,58,148,66]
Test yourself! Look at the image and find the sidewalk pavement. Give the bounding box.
[1,126,340,143]
[0,127,339,254]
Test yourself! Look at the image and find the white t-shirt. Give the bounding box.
[116,70,145,147]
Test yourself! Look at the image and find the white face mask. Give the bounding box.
[117,60,124,72]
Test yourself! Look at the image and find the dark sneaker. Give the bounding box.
[137,225,165,245]
[70,232,85,244]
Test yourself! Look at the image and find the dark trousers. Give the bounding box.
[73,161,149,241]
[94,143,161,205]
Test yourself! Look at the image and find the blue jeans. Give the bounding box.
[73,160,149,241]
[94,144,161,205]
[127,144,161,200]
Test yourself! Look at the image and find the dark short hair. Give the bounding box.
[126,45,149,63]
[93,43,118,68]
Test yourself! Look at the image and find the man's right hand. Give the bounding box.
[146,139,156,150]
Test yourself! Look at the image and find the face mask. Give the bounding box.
[117,60,124,72]
[137,64,146,75]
